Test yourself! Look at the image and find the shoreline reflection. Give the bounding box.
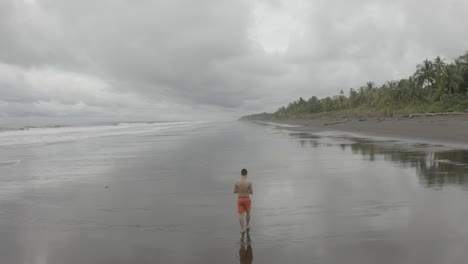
[289,132,468,189]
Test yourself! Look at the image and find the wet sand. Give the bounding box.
[269,114,468,147]
[1,122,468,263]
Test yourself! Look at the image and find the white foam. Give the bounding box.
[0,121,202,147]
[255,121,302,128]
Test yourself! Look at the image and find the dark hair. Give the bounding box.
[241,168,248,176]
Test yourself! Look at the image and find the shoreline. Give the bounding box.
[250,114,468,149]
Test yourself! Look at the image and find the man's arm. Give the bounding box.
[234,182,238,194]
[249,182,253,195]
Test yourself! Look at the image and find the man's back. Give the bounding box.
[234,180,253,198]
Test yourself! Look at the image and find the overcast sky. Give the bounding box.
[1,0,467,124]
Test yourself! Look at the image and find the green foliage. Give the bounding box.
[271,50,468,118]
[436,94,468,112]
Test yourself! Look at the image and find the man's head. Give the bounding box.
[241,168,248,176]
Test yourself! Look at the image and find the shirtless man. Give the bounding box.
[234,168,253,234]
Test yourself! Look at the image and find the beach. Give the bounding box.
[1,121,468,263]
[266,113,468,148]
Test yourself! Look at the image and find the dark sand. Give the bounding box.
[1,121,468,263]
[271,114,468,147]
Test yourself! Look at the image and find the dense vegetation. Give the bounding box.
[242,51,468,120]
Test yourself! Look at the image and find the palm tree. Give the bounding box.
[414,59,435,88]
[458,51,468,66]
[433,56,446,75]
[457,51,468,94]
[349,88,359,107]
[436,63,464,98]
[386,80,402,103]
[454,59,464,75]
[366,82,376,91]
[409,76,424,103]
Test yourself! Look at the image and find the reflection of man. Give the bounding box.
[234,168,253,234]
[239,244,253,264]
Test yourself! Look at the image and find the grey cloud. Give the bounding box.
[257,0,283,8]
[0,0,265,109]
[280,0,468,99]
[1,0,467,122]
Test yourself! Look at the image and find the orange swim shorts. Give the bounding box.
[237,197,251,214]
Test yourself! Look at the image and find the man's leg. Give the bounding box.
[239,213,245,232]
[245,198,251,230]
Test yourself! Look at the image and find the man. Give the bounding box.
[234,168,253,234]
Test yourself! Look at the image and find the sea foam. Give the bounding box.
[0,121,200,147]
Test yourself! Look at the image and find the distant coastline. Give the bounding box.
[239,50,468,146]
[241,50,468,121]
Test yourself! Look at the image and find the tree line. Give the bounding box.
[263,51,468,119]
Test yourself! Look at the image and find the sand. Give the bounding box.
[2,122,468,263]
[268,114,468,147]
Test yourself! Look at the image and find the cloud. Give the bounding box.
[0,0,467,123]
[0,63,229,123]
